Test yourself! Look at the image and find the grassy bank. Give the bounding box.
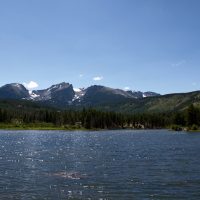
[0,123,87,131]
[0,123,146,131]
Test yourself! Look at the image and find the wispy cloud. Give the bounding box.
[171,60,186,67]
[93,76,103,81]
[79,74,84,78]
[23,81,39,90]
[124,86,130,91]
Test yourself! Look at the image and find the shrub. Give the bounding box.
[171,125,182,131]
[191,124,199,131]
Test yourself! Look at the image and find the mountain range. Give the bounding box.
[0,82,159,105]
[0,82,200,113]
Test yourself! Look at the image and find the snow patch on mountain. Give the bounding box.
[72,94,80,102]
[72,88,86,102]
[74,88,81,92]
[0,82,160,106]
[28,91,40,99]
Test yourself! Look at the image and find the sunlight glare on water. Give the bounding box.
[0,130,200,199]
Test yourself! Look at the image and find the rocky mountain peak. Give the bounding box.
[0,82,160,107]
[0,83,29,99]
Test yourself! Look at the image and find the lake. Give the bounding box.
[0,130,200,199]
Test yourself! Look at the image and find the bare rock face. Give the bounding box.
[31,82,75,106]
[0,83,29,99]
[73,85,160,106]
[0,82,160,107]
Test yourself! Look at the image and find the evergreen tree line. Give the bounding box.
[173,104,200,130]
[0,105,199,129]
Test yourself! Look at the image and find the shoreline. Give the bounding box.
[1,123,200,132]
[0,123,165,131]
[1,128,200,132]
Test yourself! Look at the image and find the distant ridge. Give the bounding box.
[0,82,159,106]
[0,82,200,113]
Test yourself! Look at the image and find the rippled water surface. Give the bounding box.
[0,130,200,199]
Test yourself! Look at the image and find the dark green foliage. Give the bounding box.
[173,112,186,126]
[171,125,183,131]
[0,99,200,130]
[0,105,173,129]
[190,124,199,131]
[186,104,200,126]
[172,104,200,130]
[88,91,200,114]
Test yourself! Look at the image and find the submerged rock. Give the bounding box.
[49,171,86,180]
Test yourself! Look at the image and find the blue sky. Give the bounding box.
[0,0,200,94]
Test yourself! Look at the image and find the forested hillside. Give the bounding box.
[0,99,200,130]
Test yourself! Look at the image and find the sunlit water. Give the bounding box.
[0,130,200,199]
